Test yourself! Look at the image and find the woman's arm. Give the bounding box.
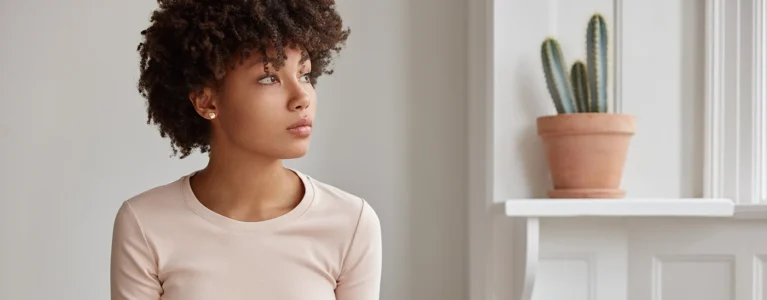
[335,200,383,300]
[110,202,163,300]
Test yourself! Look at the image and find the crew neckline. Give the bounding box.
[180,168,316,233]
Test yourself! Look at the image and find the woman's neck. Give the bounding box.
[189,148,304,222]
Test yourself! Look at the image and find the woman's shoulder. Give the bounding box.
[303,175,381,252]
[126,175,187,206]
[302,174,380,227]
[114,175,189,223]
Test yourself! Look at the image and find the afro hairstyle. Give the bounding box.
[136,0,350,158]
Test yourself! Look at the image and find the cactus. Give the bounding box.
[586,13,609,112]
[570,61,590,113]
[541,38,576,114]
[539,13,610,114]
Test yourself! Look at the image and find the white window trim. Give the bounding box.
[704,0,767,204]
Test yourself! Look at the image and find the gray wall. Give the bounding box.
[0,0,467,299]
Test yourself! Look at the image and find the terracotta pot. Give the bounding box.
[536,113,636,199]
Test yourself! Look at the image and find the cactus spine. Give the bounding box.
[540,13,610,114]
[541,38,576,114]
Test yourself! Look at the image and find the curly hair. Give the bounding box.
[136,0,350,158]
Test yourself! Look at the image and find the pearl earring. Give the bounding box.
[208,112,216,119]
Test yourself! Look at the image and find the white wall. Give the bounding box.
[0,0,468,299]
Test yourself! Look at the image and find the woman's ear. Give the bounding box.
[189,86,218,120]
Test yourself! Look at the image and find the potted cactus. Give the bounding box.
[537,13,635,199]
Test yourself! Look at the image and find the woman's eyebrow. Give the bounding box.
[299,53,310,65]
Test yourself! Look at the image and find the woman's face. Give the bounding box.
[191,46,317,160]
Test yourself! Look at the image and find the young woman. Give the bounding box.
[110,1,382,299]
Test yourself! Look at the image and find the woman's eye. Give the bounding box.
[258,76,277,85]
[299,73,311,83]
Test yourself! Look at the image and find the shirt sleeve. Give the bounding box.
[110,201,163,300]
[335,199,383,300]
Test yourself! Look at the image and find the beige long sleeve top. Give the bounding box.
[110,170,382,300]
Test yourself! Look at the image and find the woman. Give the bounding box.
[110,1,382,299]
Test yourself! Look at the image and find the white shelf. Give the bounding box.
[504,198,735,218]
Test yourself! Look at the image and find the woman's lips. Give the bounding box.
[287,118,312,137]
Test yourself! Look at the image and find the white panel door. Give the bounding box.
[533,219,628,300]
[628,218,767,300]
